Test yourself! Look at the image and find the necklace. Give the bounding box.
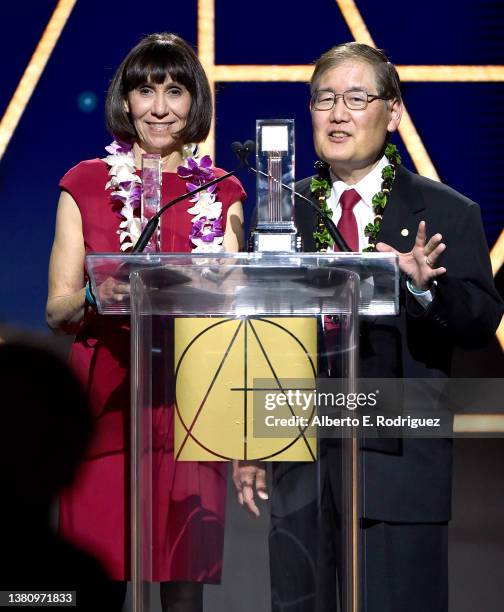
[310,143,401,252]
[103,140,224,252]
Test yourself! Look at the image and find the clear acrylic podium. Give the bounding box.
[87,252,398,612]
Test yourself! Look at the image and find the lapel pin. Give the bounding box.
[401,228,409,237]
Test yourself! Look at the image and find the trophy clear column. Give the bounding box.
[141,153,162,252]
[251,119,299,253]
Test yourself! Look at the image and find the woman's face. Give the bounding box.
[125,76,192,156]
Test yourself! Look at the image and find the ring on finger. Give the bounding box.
[425,255,433,267]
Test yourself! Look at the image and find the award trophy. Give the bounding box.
[251,119,300,253]
[141,153,162,252]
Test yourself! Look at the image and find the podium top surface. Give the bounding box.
[86,252,399,317]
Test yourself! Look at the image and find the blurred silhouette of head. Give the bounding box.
[0,343,92,511]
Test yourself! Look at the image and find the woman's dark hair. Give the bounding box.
[106,32,212,145]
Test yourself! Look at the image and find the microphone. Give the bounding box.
[231,141,256,167]
[231,141,242,157]
[234,140,350,252]
[132,143,248,253]
[243,140,255,156]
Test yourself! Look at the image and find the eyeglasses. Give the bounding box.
[311,89,389,111]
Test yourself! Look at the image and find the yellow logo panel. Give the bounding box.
[174,317,317,461]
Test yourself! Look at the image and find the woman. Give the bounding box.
[46,33,245,611]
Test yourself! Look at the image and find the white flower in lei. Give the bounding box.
[104,141,142,251]
[186,190,222,222]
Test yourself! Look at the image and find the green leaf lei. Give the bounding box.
[310,143,401,252]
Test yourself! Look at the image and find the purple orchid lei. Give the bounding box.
[177,155,225,252]
[104,141,224,252]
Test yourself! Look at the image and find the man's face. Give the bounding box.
[311,60,402,184]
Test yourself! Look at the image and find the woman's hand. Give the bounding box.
[96,277,130,305]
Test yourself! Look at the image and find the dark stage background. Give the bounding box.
[1,2,503,610]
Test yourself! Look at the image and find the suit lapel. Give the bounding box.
[378,165,426,251]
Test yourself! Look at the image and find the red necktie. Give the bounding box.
[336,188,360,252]
[325,189,360,373]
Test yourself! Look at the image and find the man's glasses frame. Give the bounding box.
[311,88,390,111]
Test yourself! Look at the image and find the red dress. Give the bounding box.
[58,158,245,582]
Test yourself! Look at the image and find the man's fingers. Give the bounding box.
[232,460,242,492]
[425,233,443,255]
[429,242,446,260]
[376,241,398,254]
[255,468,269,500]
[232,475,242,493]
[414,220,427,248]
[242,483,260,517]
[423,243,446,267]
[431,266,447,278]
[233,461,268,514]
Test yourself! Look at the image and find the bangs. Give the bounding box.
[122,45,191,92]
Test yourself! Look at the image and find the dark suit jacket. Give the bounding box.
[293,164,503,522]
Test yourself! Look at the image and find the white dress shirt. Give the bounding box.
[327,156,434,306]
[327,156,388,252]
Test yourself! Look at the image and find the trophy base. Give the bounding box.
[251,231,301,253]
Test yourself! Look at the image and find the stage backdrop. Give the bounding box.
[1,0,503,329]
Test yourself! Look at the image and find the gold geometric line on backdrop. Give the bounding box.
[198,0,504,346]
[397,66,504,81]
[197,0,216,161]
[491,230,504,277]
[335,0,373,41]
[453,414,504,433]
[0,0,77,161]
[337,0,438,180]
[491,230,504,347]
[210,65,504,83]
[497,320,504,350]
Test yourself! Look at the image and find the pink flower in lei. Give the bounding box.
[178,155,224,252]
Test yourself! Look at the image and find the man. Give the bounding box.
[234,43,503,611]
